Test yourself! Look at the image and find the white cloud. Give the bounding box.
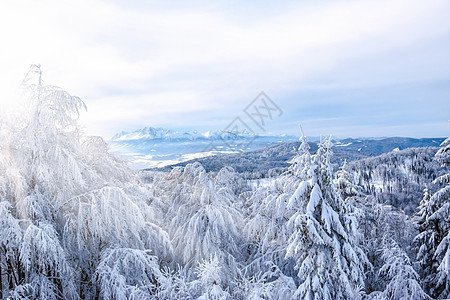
[1,0,449,137]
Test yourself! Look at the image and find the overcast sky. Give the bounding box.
[0,0,449,138]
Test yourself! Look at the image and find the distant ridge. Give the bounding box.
[111,127,269,142]
[150,137,446,174]
[109,127,446,170]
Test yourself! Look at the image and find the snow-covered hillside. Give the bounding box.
[1,66,448,300]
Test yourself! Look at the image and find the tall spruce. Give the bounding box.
[285,137,368,300]
[415,137,450,298]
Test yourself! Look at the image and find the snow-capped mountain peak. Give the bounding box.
[111,127,260,142]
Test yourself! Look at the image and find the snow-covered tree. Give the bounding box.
[346,192,424,295]
[245,134,313,248]
[367,240,429,300]
[169,164,242,267]
[334,160,364,200]
[415,137,450,298]
[194,254,231,300]
[0,201,23,298]
[0,65,173,298]
[233,264,296,300]
[3,64,447,299]
[345,147,445,214]
[148,162,244,293]
[276,133,312,196]
[241,134,314,285]
[284,134,315,215]
[215,166,250,199]
[285,137,368,299]
[288,134,312,181]
[96,248,164,299]
[19,223,78,299]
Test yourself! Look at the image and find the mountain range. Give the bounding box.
[111,127,261,142]
[109,127,445,170]
[109,127,298,169]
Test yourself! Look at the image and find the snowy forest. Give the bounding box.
[0,66,449,300]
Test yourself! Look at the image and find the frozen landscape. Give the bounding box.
[1,0,450,299]
[0,66,448,299]
[109,127,444,171]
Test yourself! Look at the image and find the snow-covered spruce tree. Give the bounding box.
[347,195,418,294]
[366,240,429,300]
[245,133,313,250]
[334,160,364,200]
[275,133,312,196]
[283,133,314,218]
[288,134,312,180]
[240,133,313,286]
[415,136,450,298]
[285,137,368,300]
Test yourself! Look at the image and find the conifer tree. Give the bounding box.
[367,240,430,300]
[415,137,450,298]
[286,137,368,300]
[334,160,364,200]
